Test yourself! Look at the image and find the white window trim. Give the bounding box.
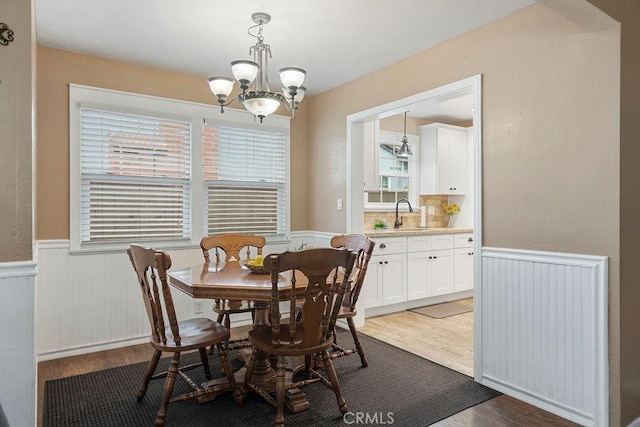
[69,84,291,253]
[364,130,420,211]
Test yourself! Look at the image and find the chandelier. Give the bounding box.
[207,12,307,123]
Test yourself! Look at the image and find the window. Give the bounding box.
[78,106,191,243]
[70,84,290,251]
[365,131,419,208]
[202,122,287,237]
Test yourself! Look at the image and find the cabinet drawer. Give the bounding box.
[370,236,406,255]
[431,234,454,250]
[407,235,431,252]
[454,233,474,248]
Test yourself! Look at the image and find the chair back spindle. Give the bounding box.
[127,245,181,346]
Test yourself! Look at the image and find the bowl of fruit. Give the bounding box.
[242,255,268,274]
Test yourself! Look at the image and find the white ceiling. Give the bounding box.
[35,0,533,120]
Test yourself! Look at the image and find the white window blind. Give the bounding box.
[79,106,191,243]
[203,123,286,236]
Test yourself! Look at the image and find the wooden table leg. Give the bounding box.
[200,301,310,412]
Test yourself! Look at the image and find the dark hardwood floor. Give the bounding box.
[37,324,578,427]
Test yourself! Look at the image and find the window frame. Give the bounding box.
[69,84,291,253]
[364,130,420,211]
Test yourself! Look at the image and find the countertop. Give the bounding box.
[364,227,473,238]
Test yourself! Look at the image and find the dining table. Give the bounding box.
[168,260,311,413]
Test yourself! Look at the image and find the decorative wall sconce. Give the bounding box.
[0,23,14,46]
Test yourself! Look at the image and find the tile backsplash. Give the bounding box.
[364,195,449,229]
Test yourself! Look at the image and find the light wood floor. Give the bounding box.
[360,298,474,376]
[38,305,578,427]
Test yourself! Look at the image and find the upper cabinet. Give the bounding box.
[419,123,468,195]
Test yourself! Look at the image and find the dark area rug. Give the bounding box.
[43,332,499,426]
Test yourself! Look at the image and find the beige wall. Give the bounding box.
[0,0,33,261]
[307,3,625,424]
[35,47,310,239]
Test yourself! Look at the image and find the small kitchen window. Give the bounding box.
[365,131,419,209]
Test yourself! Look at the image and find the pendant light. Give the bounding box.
[397,111,413,158]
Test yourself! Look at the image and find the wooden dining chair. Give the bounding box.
[329,234,375,367]
[200,234,267,334]
[241,247,357,426]
[127,244,238,427]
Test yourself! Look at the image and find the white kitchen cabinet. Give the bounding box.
[419,123,468,195]
[407,235,454,300]
[454,248,474,292]
[407,251,430,300]
[429,249,455,296]
[361,237,407,308]
[453,233,474,292]
[363,119,380,191]
[363,232,472,311]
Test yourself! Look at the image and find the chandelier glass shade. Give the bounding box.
[208,12,307,123]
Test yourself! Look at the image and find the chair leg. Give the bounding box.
[321,349,348,415]
[241,346,260,400]
[304,355,312,379]
[155,352,180,427]
[216,342,241,404]
[198,347,212,380]
[137,349,161,401]
[274,356,286,426]
[347,317,368,368]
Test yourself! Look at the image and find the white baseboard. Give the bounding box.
[481,375,593,426]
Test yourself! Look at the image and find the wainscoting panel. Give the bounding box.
[0,261,36,427]
[36,231,334,360]
[479,247,608,427]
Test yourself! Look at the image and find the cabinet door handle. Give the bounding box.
[379,243,386,249]
[468,252,472,255]
[468,237,473,242]
[379,261,383,265]
[433,256,437,259]
[428,256,432,259]
[384,261,388,264]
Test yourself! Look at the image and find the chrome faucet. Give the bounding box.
[394,198,413,228]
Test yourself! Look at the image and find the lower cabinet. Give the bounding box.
[361,237,407,309]
[364,232,473,310]
[407,250,454,299]
[453,247,474,292]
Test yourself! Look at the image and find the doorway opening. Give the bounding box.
[345,75,482,378]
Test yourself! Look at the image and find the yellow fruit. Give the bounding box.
[254,255,264,264]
